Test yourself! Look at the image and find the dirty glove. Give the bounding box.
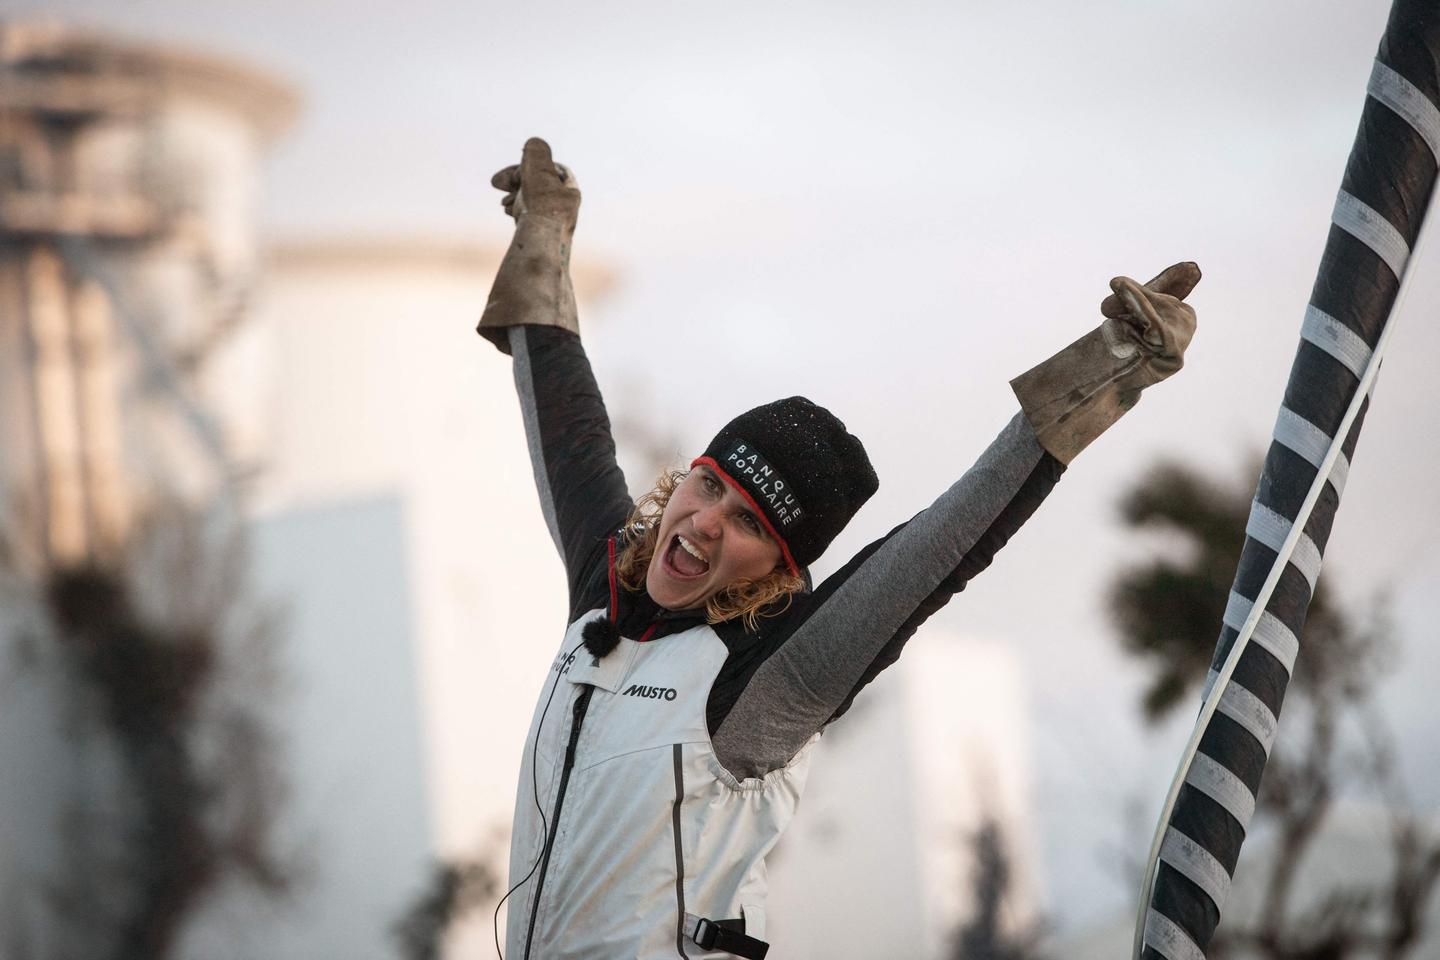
[477,137,582,352]
[1010,261,1200,463]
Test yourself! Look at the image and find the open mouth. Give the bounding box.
[662,534,710,580]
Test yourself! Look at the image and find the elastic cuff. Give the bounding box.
[477,218,579,352]
[1009,324,1142,464]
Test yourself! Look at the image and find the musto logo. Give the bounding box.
[623,684,678,702]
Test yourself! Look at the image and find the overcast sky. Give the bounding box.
[14,0,1437,935]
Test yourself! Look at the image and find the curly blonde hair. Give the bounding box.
[615,469,806,631]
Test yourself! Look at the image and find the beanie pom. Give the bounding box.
[582,618,621,660]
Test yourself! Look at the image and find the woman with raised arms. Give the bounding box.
[479,138,1199,960]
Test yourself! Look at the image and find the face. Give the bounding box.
[645,465,785,611]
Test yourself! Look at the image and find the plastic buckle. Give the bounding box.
[692,918,720,949]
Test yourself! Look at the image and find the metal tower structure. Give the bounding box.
[0,20,297,573]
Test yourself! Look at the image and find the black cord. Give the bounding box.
[493,640,584,960]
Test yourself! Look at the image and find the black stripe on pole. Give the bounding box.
[1170,788,1244,876]
[1144,2,1440,957]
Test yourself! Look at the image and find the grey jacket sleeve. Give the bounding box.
[500,324,633,621]
[710,412,1064,778]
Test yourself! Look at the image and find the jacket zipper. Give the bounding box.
[522,683,594,959]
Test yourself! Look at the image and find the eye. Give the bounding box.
[701,473,722,496]
[739,512,765,537]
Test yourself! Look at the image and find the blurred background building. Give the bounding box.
[767,637,1041,958]
[238,235,611,959]
[0,18,294,573]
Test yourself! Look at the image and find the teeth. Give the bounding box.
[677,535,709,567]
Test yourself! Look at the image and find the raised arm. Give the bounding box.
[478,138,631,619]
[710,263,1201,778]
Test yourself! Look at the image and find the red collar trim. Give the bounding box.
[689,456,800,576]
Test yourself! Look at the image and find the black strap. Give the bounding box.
[692,917,769,959]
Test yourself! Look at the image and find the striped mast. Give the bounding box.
[1134,3,1440,959]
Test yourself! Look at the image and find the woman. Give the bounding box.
[480,138,1199,960]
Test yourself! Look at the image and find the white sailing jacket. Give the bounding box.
[487,324,1065,959]
[509,610,814,959]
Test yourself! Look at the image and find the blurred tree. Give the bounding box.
[2,496,291,960]
[950,814,1048,960]
[393,829,505,960]
[1109,458,1440,959]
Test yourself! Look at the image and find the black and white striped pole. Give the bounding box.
[1133,4,1440,958]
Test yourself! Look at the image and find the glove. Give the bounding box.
[1010,262,1200,463]
[477,137,583,352]
[490,146,578,226]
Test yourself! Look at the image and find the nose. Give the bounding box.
[692,502,724,540]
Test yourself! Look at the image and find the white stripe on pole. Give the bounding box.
[1160,827,1232,909]
[1221,592,1301,676]
[1244,501,1323,591]
[1216,682,1279,757]
[1369,60,1440,160]
[1184,752,1257,829]
[1301,304,1374,379]
[1333,190,1411,278]
[1145,909,1206,960]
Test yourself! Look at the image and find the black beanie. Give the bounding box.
[691,396,878,574]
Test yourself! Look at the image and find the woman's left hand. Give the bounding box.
[1098,261,1200,386]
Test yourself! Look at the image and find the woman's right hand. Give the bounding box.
[478,138,582,344]
[491,137,580,228]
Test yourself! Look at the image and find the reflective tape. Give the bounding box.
[1186,752,1257,829]
[1328,447,1352,500]
[1245,500,1324,591]
[1369,59,1440,160]
[1160,826,1232,909]
[1301,304,1373,380]
[1145,909,1205,960]
[1332,189,1410,279]
[1222,591,1300,676]
[1292,534,1323,593]
[1273,406,1332,465]
[1217,681,1279,756]
[1272,406,1352,500]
